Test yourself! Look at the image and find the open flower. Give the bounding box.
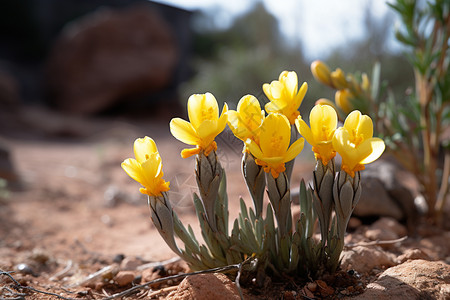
[263,71,308,124]
[332,111,385,177]
[170,93,228,158]
[227,94,264,146]
[246,113,304,178]
[295,104,338,165]
[121,136,170,196]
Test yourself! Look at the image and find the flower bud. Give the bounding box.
[330,68,348,90]
[335,89,354,114]
[333,171,361,239]
[311,60,332,87]
[148,193,181,256]
[362,73,370,92]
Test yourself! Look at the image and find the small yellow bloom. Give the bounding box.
[295,104,338,165]
[246,113,304,178]
[332,111,385,177]
[227,95,264,145]
[330,68,348,90]
[121,136,170,196]
[311,60,332,87]
[335,89,354,114]
[170,93,228,158]
[263,71,308,124]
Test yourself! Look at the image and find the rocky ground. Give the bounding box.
[0,107,449,299]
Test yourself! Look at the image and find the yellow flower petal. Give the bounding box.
[295,117,314,146]
[121,158,144,184]
[170,118,200,146]
[282,71,298,99]
[259,113,291,157]
[359,138,385,164]
[284,137,305,163]
[133,136,157,164]
[245,138,264,160]
[188,93,219,129]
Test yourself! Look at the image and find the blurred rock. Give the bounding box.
[167,273,241,300]
[0,139,18,182]
[354,260,450,299]
[397,249,430,264]
[340,246,397,274]
[355,159,418,231]
[114,271,135,287]
[364,217,408,242]
[46,3,178,114]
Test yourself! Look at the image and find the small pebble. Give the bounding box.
[153,265,166,276]
[307,282,317,292]
[16,263,35,276]
[113,254,125,263]
[115,271,135,287]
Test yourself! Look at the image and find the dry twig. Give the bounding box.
[344,236,408,249]
[103,257,254,300]
[0,269,76,300]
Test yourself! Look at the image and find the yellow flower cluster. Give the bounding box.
[122,70,386,194]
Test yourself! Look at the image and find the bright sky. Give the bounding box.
[152,0,400,60]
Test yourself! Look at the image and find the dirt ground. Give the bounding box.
[0,106,449,299]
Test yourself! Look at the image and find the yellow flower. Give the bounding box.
[332,111,385,177]
[295,104,338,165]
[121,136,170,196]
[227,95,264,145]
[170,93,228,158]
[335,89,354,114]
[246,113,304,178]
[263,71,308,124]
[311,60,332,87]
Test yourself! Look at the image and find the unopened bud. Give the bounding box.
[315,98,338,111]
[311,60,332,87]
[361,73,370,92]
[330,68,348,90]
[335,89,354,114]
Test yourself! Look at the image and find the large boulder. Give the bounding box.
[45,3,178,114]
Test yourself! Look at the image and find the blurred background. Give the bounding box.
[0,0,414,124]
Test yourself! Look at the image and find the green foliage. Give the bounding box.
[313,0,450,221]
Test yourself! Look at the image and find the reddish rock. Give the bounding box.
[167,273,241,300]
[340,246,397,274]
[46,3,177,114]
[114,271,135,287]
[354,259,450,299]
[365,217,408,242]
[397,248,431,264]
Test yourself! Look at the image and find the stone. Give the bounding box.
[355,177,404,220]
[397,249,430,264]
[355,159,418,232]
[364,217,408,241]
[340,246,397,274]
[354,259,450,299]
[114,271,135,287]
[45,3,177,114]
[166,273,241,300]
[0,139,19,184]
[120,256,142,271]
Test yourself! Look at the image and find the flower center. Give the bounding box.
[270,134,283,152]
[201,107,214,122]
[350,129,364,147]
